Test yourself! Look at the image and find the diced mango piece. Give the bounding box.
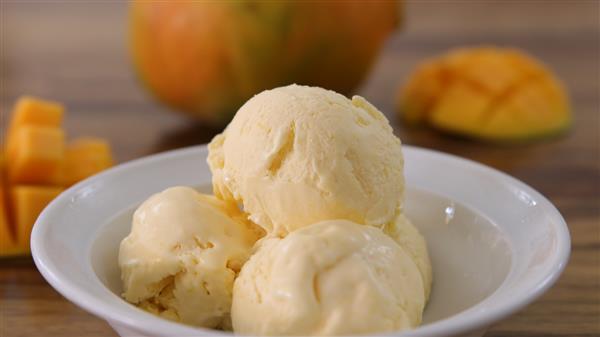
[399,46,572,142]
[11,186,63,250]
[63,138,114,186]
[1,153,21,256]
[7,126,65,185]
[0,181,24,256]
[0,208,18,255]
[6,96,64,162]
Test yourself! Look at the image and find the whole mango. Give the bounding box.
[130,1,401,125]
[399,47,572,142]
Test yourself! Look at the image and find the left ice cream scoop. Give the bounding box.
[118,186,262,329]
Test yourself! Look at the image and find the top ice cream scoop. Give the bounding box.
[208,84,404,236]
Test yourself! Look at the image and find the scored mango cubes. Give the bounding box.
[399,46,572,142]
[1,95,114,257]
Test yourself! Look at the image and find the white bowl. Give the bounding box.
[31,145,570,337]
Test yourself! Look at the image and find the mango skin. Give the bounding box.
[130,1,401,125]
[399,47,572,142]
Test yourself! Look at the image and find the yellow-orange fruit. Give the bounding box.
[2,95,116,257]
[0,153,22,256]
[63,138,114,186]
[0,204,18,255]
[0,185,22,256]
[130,1,401,125]
[11,186,64,251]
[5,96,64,162]
[7,126,65,185]
[399,47,572,141]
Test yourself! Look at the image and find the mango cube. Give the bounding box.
[0,166,21,256]
[1,192,19,255]
[11,186,63,249]
[6,96,64,162]
[8,126,65,185]
[63,138,114,186]
[0,206,18,256]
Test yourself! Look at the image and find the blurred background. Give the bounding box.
[1,1,598,162]
[1,1,599,336]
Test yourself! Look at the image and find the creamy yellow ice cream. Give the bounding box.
[208,84,404,236]
[118,186,262,329]
[231,220,426,336]
[119,85,433,336]
[384,214,433,300]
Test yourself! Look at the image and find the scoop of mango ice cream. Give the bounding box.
[208,84,404,236]
[118,186,263,329]
[231,220,426,336]
[384,213,433,300]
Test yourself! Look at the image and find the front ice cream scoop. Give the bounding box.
[208,84,404,236]
[231,220,426,336]
[118,186,262,329]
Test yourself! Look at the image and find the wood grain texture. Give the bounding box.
[1,1,599,336]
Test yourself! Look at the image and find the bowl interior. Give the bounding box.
[90,185,512,326]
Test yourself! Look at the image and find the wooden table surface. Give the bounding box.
[1,1,598,336]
